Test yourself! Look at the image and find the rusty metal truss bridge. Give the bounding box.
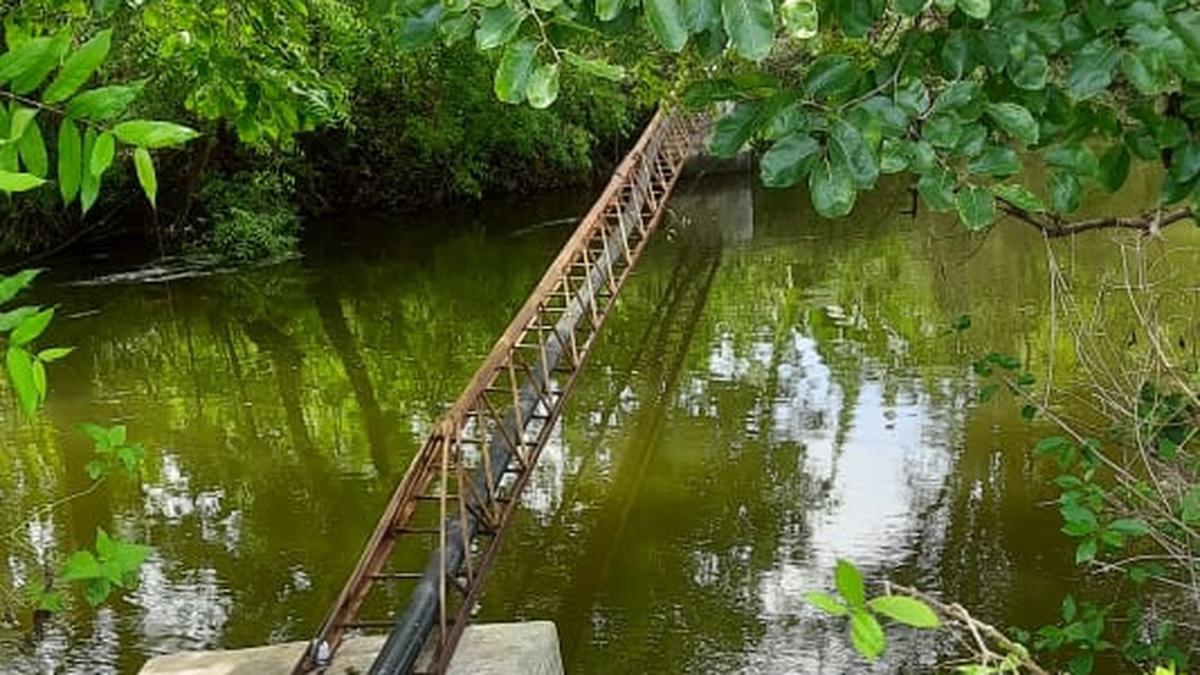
[294,109,711,675]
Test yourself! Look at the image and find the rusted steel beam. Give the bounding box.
[293,108,709,675]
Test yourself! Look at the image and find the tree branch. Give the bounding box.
[997,200,1196,238]
[887,582,1051,675]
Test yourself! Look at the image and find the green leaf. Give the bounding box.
[1045,145,1099,177]
[1075,537,1098,563]
[992,184,1046,212]
[43,30,112,104]
[810,154,856,218]
[0,36,59,86]
[6,347,37,415]
[1035,435,1073,457]
[0,270,39,306]
[37,347,73,363]
[682,0,721,31]
[80,422,112,448]
[106,424,126,447]
[880,138,911,174]
[985,103,1039,146]
[849,609,886,661]
[974,29,1008,71]
[564,53,625,82]
[438,14,474,47]
[710,102,762,157]
[494,39,537,104]
[804,56,859,101]
[0,170,45,193]
[967,145,1019,177]
[32,358,45,402]
[867,596,941,628]
[111,121,200,149]
[134,148,157,207]
[89,132,115,178]
[396,3,444,51]
[1049,170,1082,214]
[923,115,961,149]
[1171,141,1200,184]
[60,550,103,582]
[834,559,866,607]
[17,117,47,178]
[8,107,37,142]
[57,119,81,206]
[940,30,973,79]
[917,168,957,212]
[1121,52,1165,95]
[805,591,849,616]
[831,118,878,189]
[11,308,53,346]
[722,0,774,61]
[933,81,980,113]
[957,0,990,19]
[82,578,112,606]
[1062,595,1077,622]
[65,84,142,121]
[111,540,151,577]
[597,0,624,21]
[6,32,70,95]
[1097,145,1130,193]
[761,134,820,187]
[80,129,98,215]
[645,0,689,52]
[1067,39,1121,100]
[834,0,878,36]
[476,6,526,50]
[1010,52,1049,90]
[1108,518,1150,536]
[0,306,37,332]
[955,186,996,231]
[894,79,929,116]
[1169,11,1200,56]
[526,63,560,109]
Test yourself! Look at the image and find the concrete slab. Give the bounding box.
[139,622,563,675]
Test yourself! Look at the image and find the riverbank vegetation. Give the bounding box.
[0,1,658,261]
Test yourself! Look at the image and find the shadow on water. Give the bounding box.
[1,171,1198,672]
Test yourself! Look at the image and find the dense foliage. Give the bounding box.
[405,0,1200,235]
[0,1,654,259]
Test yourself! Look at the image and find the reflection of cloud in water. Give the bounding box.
[142,454,240,552]
[688,320,959,672]
[4,608,121,674]
[132,557,231,656]
[523,418,569,520]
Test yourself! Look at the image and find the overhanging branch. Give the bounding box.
[996,200,1196,238]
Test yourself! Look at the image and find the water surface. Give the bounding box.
[1,170,1198,673]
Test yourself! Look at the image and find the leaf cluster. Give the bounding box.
[59,528,153,607]
[0,24,198,211]
[805,559,941,662]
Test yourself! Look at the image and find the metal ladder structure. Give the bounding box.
[294,108,711,675]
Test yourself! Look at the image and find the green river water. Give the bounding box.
[1,169,1198,673]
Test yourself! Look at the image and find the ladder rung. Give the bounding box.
[393,526,441,535]
[340,620,397,630]
[369,572,424,580]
